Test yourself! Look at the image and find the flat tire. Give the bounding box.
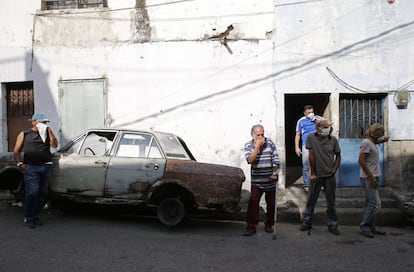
[157,198,186,227]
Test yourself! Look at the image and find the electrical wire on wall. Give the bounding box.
[327,66,413,108]
[326,66,366,93]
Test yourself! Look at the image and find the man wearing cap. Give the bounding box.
[358,123,389,238]
[295,105,324,192]
[13,112,58,228]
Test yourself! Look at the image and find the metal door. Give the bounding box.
[338,94,386,187]
[59,79,107,146]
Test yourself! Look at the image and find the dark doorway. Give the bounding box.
[284,93,330,187]
[6,81,34,151]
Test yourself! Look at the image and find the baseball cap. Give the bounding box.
[29,112,49,123]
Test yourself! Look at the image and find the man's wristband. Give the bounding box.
[17,162,23,167]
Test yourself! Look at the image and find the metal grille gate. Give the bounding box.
[339,94,385,139]
[338,94,386,186]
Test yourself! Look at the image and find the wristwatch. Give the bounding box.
[17,162,23,167]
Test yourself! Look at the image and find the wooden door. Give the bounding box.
[6,82,34,151]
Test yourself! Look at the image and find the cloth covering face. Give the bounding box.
[36,122,48,143]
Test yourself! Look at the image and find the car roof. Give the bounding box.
[85,128,176,137]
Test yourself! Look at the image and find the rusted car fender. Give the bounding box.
[147,179,199,226]
[161,159,245,210]
[0,166,24,198]
[147,179,197,210]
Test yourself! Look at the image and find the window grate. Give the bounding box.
[42,0,108,10]
[6,83,34,117]
[339,94,385,138]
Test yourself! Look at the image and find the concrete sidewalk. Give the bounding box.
[198,186,407,227]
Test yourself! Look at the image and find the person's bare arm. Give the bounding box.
[13,132,24,163]
[333,152,341,174]
[295,132,301,156]
[308,148,317,183]
[48,127,58,148]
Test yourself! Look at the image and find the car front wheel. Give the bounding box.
[157,197,186,227]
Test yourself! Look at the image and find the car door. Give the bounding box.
[52,131,116,196]
[105,132,166,199]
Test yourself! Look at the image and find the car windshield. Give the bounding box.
[154,132,191,159]
[59,131,116,156]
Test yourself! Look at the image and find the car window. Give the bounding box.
[154,133,190,159]
[59,133,87,154]
[148,139,163,158]
[79,131,116,156]
[116,133,163,159]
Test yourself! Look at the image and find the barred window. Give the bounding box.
[339,94,386,138]
[42,0,108,10]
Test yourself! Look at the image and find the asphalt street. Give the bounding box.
[1,201,414,272]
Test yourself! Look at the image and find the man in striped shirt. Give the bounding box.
[243,124,280,236]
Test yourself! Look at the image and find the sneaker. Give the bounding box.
[265,225,273,233]
[24,217,36,229]
[299,224,311,231]
[360,229,374,238]
[303,187,309,193]
[33,216,43,226]
[371,228,386,235]
[243,229,256,236]
[328,227,340,235]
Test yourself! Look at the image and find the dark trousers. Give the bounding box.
[303,175,338,228]
[246,186,275,230]
[24,164,51,219]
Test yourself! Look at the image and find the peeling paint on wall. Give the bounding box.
[134,0,151,43]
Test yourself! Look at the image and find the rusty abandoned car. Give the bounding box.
[0,129,245,226]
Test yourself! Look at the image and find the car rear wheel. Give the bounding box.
[157,197,186,227]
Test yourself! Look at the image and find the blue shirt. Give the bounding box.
[295,116,320,146]
[244,138,280,191]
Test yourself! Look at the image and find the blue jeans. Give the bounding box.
[303,175,338,228]
[360,177,381,231]
[301,145,310,188]
[24,164,52,219]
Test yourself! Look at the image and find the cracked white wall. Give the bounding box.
[0,0,275,191]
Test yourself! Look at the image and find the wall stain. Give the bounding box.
[134,0,151,43]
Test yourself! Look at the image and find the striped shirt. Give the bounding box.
[244,138,280,191]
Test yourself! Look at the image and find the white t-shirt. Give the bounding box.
[359,138,380,178]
